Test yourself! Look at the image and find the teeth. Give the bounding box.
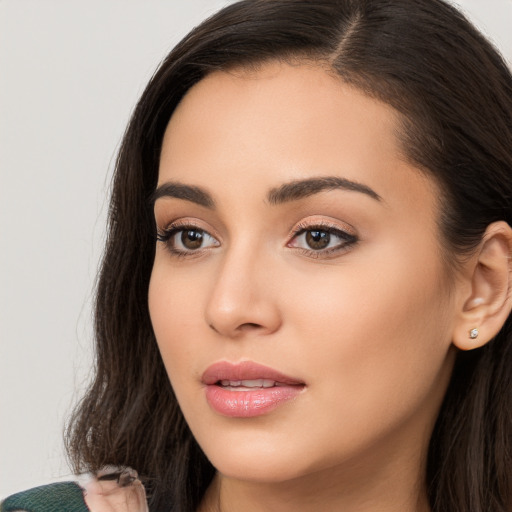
[220,379,276,388]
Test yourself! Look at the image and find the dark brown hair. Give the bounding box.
[66,1,512,511]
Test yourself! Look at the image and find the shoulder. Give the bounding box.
[1,468,148,512]
[1,481,87,512]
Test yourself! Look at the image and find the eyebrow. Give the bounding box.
[150,182,215,208]
[267,176,381,204]
[150,175,381,209]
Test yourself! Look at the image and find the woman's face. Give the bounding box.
[149,62,458,484]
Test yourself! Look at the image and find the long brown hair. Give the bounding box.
[66,1,512,511]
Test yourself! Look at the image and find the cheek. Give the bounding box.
[148,262,206,376]
[283,242,454,428]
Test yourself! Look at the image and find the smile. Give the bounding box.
[202,361,305,418]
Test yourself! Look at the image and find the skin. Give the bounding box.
[148,62,509,511]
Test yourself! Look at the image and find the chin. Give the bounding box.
[208,452,310,484]
[192,422,334,484]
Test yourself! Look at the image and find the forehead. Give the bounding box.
[158,61,437,220]
[161,62,400,169]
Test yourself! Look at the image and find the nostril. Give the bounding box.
[208,321,266,336]
[238,322,262,331]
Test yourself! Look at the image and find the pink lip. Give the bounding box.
[202,361,305,418]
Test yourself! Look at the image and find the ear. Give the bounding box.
[452,221,512,351]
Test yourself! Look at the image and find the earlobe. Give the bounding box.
[452,221,512,351]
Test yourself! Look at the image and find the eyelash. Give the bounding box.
[156,221,358,259]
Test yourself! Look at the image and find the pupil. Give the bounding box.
[182,229,203,249]
[306,230,330,250]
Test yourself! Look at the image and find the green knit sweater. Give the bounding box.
[1,482,89,512]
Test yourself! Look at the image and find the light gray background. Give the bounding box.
[1,0,511,499]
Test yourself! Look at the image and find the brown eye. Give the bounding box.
[288,224,358,256]
[305,230,330,250]
[181,229,204,249]
[156,225,220,254]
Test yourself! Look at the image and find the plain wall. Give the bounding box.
[1,0,511,499]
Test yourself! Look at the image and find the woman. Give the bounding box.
[2,0,511,511]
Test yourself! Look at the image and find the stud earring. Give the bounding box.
[469,328,479,339]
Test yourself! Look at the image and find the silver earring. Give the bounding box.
[469,328,479,339]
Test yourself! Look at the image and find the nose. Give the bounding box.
[205,245,282,339]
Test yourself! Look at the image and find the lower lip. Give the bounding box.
[205,384,303,418]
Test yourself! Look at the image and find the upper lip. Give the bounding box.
[202,360,304,386]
